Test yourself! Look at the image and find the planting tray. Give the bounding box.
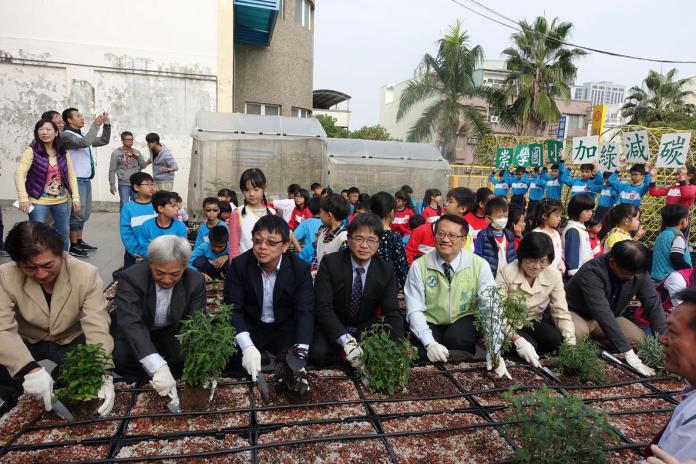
[0,358,681,462]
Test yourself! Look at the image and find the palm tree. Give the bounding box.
[621,68,695,124]
[397,21,489,161]
[490,17,586,136]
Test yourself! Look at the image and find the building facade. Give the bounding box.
[573,81,626,106]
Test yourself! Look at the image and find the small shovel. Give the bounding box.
[51,398,75,422]
[256,374,270,402]
[166,391,182,414]
[540,366,561,382]
[601,350,625,366]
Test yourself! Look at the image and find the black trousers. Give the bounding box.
[510,194,526,210]
[413,315,479,360]
[227,323,295,371]
[192,257,230,280]
[112,326,184,381]
[0,335,85,403]
[514,312,563,356]
[310,327,368,367]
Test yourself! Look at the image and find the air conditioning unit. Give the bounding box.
[467,136,478,145]
[489,116,500,123]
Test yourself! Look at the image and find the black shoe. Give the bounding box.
[77,241,98,251]
[69,246,90,258]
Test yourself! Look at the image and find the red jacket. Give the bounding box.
[421,206,442,224]
[288,207,312,230]
[405,223,436,265]
[649,182,696,209]
[391,207,414,236]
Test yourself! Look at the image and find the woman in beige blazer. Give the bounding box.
[496,232,577,367]
[0,221,114,416]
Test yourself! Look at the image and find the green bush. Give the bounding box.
[55,343,111,401]
[553,340,606,384]
[358,320,418,395]
[637,335,667,375]
[507,387,618,464]
[176,304,237,388]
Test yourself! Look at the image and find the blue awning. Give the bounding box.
[234,0,280,46]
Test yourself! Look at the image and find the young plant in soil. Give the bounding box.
[357,319,418,395]
[553,339,606,384]
[637,335,668,376]
[474,286,533,370]
[506,387,618,464]
[176,304,237,410]
[54,343,111,420]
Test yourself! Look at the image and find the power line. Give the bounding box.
[449,0,696,64]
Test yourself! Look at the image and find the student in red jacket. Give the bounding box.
[420,189,443,224]
[391,190,415,236]
[288,188,312,230]
[649,165,696,209]
[464,187,494,241]
[405,187,474,264]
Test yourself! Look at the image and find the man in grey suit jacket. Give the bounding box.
[112,236,205,402]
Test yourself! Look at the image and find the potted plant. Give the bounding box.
[54,343,111,421]
[474,286,533,376]
[175,304,236,410]
[553,339,606,384]
[357,320,418,395]
[505,387,618,464]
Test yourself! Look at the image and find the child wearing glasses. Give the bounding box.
[194,197,228,249]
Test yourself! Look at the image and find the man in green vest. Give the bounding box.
[404,214,510,378]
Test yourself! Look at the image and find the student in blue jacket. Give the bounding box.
[488,169,512,198]
[541,163,563,200]
[607,163,651,207]
[560,162,603,199]
[136,190,188,257]
[527,167,548,220]
[189,225,229,281]
[595,171,619,222]
[474,197,517,276]
[119,172,157,268]
[510,167,531,210]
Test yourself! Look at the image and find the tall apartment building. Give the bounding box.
[573,81,626,106]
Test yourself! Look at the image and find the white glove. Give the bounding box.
[624,349,656,376]
[242,345,262,381]
[97,376,115,417]
[149,364,177,397]
[486,352,512,380]
[22,368,54,411]
[514,337,541,368]
[426,342,449,363]
[343,337,364,368]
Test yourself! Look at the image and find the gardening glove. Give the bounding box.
[426,342,449,363]
[97,376,115,417]
[150,364,177,397]
[624,349,656,376]
[343,336,364,368]
[22,368,54,411]
[242,345,262,381]
[514,337,541,368]
[486,352,512,380]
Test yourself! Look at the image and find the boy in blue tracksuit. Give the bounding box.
[541,163,563,200]
[527,167,548,219]
[136,190,188,257]
[194,197,229,249]
[510,167,531,210]
[595,171,619,222]
[488,169,512,198]
[607,163,651,207]
[119,172,157,268]
[561,162,603,199]
[189,225,229,280]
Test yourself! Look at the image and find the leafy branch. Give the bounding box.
[55,343,110,401]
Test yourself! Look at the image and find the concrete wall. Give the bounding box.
[0,0,219,207]
[234,0,314,116]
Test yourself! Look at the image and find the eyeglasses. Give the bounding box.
[205,208,220,213]
[252,237,284,247]
[349,236,380,246]
[524,258,551,267]
[435,231,465,241]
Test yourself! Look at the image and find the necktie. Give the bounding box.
[350,267,365,321]
[443,262,453,282]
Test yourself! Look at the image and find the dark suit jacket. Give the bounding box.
[314,248,404,344]
[223,250,314,346]
[111,262,206,359]
[565,253,666,352]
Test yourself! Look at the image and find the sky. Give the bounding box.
[313,0,696,129]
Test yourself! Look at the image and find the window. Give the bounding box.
[294,0,312,29]
[291,107,310,118]
[567,114,585,130]
[245,103,280,116]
